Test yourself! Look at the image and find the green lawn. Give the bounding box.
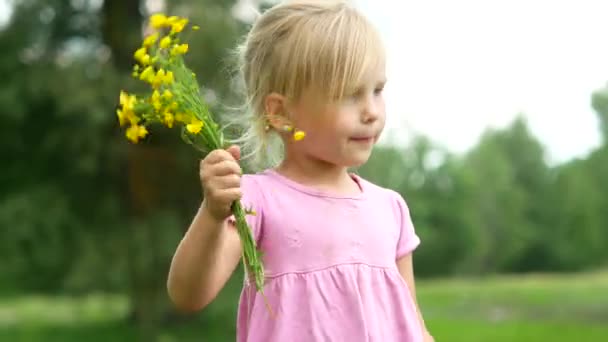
[1,271,607,341]
[417,271,608,341]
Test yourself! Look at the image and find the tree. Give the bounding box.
[461,116,552,273]
[0,0,249,339]
[591,84,608,144]
[544,157,605,270]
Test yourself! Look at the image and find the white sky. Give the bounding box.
[355,0,607,164]
[0,1,8,26]
[2,0,606,163]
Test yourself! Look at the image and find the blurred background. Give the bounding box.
[1,0,607,341]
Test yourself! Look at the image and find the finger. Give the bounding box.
[210,160,242,177]
[213,188,242,203]
[226,145,241,161]
[211,174,241,189]
[203,149,236,166]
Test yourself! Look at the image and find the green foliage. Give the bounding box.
[0,185,78,292]
[462,117,552,273]
[0,0,245,338]
[592,85,608,143]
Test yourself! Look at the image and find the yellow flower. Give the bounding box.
[171,44,189,56]
[151,69,166,89]
[293,130,306,141]
[175,113,188,123]
[159,36,172,49]
[166,16,180,25]
[186,119,204,134]
[126,125,148,143]
[164,71,174,85]
[118,92,140,126]
[142,32,159,47]
[151,90,162,111]
[139,66,155,83]
[127,111,139,125]
[169,102,179,111]
[151,89,160,100]
[162,112,175,128]
[171,18,188,33]
[150,14,168,29]
[134,47,147,62]
[119,90,128,106]
[162,89,173,101]
[116,109,128,126]
[119,91,137,111]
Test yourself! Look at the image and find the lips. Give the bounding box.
[349,136,374,143]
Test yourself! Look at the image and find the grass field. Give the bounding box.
[1,271,606,341]
[420,271,608,341]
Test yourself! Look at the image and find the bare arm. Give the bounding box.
[397,253,434,342]
[166,202,242,312]
[167,146,244,312]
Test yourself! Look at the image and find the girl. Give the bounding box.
[167,1,433,341]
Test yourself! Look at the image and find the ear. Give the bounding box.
[264,92,292,130]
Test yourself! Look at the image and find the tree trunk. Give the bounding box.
[101,1,169,340]
[101,0,143,71]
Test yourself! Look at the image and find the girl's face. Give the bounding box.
[286,74,387,168]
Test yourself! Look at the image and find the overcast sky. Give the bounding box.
[2,0,606,164]
[354,0,607,164]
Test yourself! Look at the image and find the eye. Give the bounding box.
[344,88,363,102]
[374,84,385,96]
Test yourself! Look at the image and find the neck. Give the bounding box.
[276,149,359,194]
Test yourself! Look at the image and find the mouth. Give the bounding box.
[349,136,375,143]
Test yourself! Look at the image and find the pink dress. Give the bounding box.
[233,170,423,341]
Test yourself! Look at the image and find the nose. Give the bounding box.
[361,95,381,124]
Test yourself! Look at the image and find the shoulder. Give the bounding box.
[355,175,412,217]
[237,172,277,240]
[239,171,281,207]
[240,171,275,189]
[356,175,408,205]
[238,173,263,208]
[241,172,263,188]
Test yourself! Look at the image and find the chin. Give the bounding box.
[343,152,373,168]
[312,147,373,168]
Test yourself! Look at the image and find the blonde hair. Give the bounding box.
[225,0,386,171]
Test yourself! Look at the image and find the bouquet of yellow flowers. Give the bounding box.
[115,13,275,297]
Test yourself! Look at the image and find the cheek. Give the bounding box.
[310,124,341,144]
[376,101,387,126]
[300,120,344,152]
[378,96,387,116]
[301,109,341,135]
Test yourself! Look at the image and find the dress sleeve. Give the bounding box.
[393,191,421,259]
[227,175,263,243]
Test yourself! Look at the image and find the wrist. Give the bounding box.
[200,200,228,226]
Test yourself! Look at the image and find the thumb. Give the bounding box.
[226,145,241,161]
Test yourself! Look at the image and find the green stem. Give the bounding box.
[231,201,265,292]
